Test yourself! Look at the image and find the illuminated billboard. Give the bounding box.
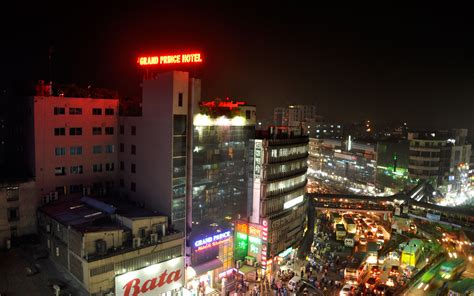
[115,256,184,296]
[137,52,203,66]
[194,231,231,252]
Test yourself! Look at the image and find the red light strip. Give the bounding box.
[137,53,203,66]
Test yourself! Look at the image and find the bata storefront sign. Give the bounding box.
[115,257,184,296]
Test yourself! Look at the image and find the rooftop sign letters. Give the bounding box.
[137,52,203,66]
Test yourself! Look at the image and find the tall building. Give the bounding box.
[31,82,119,199]
[273,105,329,138]
[119,71,201,232]
[408,129,471,191]
[186,99,256,293]
[237,126,308,276]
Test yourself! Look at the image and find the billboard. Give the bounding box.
[115,256,184,296]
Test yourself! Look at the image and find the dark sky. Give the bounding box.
[2,3,474,131]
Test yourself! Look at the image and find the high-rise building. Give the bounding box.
[186,99,256,293]
[119,71,201,232]
[408,129,471,191]
[273,105,327,137]
[240,126,308,275]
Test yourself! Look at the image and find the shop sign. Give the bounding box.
[115,256,184,296]
[194,231,231,252]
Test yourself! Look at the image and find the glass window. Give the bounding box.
[55,167,66,176]
[131,182,136,192]
[69,128,82,136]
[105,144,114,153]
[54,128,65,136]
[92,127,102,135]
[93,164,103,172]
[131,145,136,155]
[54,107,65,115]
[69,108,82,115]
[120,143,124,153]
[55,147,66,156]
[105,127,114,135]
[70,165,83,174]
[173,136,186,157]
[178,93,183,107]
[93,145,102,154]
[105,108,114,115]
[120,125,124,135]
[131,163,136,173]
[7,207,19,221]
[120,161,124,170]
[173,115,187,135]
[70,146,82,155]
[105,163,114,171]
[131,126,136,136]
[92,108,102,115]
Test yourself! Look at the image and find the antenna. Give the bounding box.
[49,46,54,83]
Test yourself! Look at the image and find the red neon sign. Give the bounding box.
[137,52,203,66]
[200,100,246,110]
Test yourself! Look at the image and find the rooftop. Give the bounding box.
[39,197,163,233]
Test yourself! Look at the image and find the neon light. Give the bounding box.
[249,236,261,245]
[200,100,246,110]
[261,219,269,269]
[283,195,304,209]
[236,222,248,234]
[194,231,231,248]
[196,238,230,252]
[249,225,262,237]
[193,114,247,127]
[137,52,202,66]
[236,232,248,240]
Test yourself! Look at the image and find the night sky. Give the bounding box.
[2,3,474,132]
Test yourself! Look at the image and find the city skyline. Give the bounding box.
[1,4,473,132]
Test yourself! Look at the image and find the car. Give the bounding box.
[389,266,400,276]
[385,277,396,287]
[339,284,355,296]
[376,241,383,250]
[367,231,374,239]
[366,277,378,290]
[371,266,381,276]
[364,218,374,224]
[359,236,367,245]
[369,224,378,232]
[373,284,389,295]
[377,233,384,240]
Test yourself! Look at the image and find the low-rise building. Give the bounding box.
[38,197,184,296]
[0,178,37,249]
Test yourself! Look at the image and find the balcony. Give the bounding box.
[265,166,308,182]
[409,156,440,162]
[268,152,309,164]
[409,146,441,153]
[408,164,439,171]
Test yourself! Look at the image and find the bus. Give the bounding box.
[418,266,440,291]
[343,216,357,234]
[344,252,367,282]
[438,258,466,280]
[336,224,347,241]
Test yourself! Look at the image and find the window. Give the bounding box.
[105,144,114,153]
[70,184,83,193]
[131,182,136,192]
[131,145,136,155]
[120,125,124,135]
[105,108,114,115]
[69,127,82,136]
[105,163,115,171]
[120,161,124,170]
[173,115,186,135]
[54,128,66,136]
[93,164,103,172]
[92,108,102,115]
[120,143,124,153]
[131,126,136,135]
[69,108,82,115]
[119,179,124,187]
[178,93,183,107]
[131,163,136,173]
[7,207,19,222]
[139,228,146,238]
[55,167,66,176]
[10,226,17,238]
[70,146,82,155]
[70,165,83,174]
[92,127,102,135]
[93,145,103,154]
[55,147,66,156]
[246,110,251,120]
[54,107,65,115]
[6,187,19,202]
[105,127,114,135]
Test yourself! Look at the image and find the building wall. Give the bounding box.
[33,96,119,198]
[119,72,197,231]
[0,179,37,249]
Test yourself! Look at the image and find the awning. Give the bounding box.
[191,259,223,276]
[238,265,256,274]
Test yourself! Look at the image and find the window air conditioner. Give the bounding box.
[133,237,141,248]
[150,233,158,244]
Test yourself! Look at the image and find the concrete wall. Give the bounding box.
[33,96,119,198]
[0,179,38,249]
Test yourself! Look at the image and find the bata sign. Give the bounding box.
[137,52,203,66]
[115,257,184,296]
